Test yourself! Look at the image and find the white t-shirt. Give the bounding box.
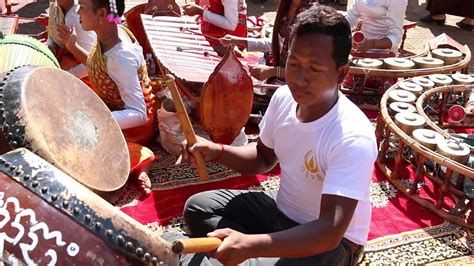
[259,86,377,245]
[103,42,148,129]
[346,0,407,53]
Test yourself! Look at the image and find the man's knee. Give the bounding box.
[183,191,217,233]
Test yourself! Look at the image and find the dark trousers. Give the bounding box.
[427,0,474,18]
[163,189,363,265]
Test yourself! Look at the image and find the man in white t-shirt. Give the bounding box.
[170,5,377,265]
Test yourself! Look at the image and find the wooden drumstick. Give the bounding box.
[164,74,209,180]
[172,237,222,254]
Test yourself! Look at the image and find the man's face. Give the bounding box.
[285,33,347,106]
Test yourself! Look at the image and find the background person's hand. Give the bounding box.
[249,64,276,81]
[61,25,78,52]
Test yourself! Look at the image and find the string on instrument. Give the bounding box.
[179,26,221,41]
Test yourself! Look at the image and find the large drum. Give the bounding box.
[0,148,176,265]
[0,66,129,197]
[0,34,59,74]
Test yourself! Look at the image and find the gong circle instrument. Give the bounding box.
[383,57,415,70]
[398,81,423,96]
[388,89,417,104]
[412,57,444,69]
[389,102,416,116]
[394,112,426,135]
[0,66,130,197]
[436,139,470,164]
[432,48,463,65]
[0,148,176,265]
[452,73,474,85]
[352,58,383,69]
[429,74,453,87]
[412,76,435,91]
[342,34,470,108]
[347,40,470,79]
[0,34,59,74]
[376,73,474,229]
[412,128,444,151]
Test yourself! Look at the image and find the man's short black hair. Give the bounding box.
[290,5,352,68]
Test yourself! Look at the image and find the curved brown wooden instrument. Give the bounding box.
[124,4,152,56]
[200,45,253,144]
[171,238,222,254]
[0,66,129,196]
[142,15,254,144]
[165,74,209,180]
[0,148,177,265]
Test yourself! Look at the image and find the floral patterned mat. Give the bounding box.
[362,221,474,264]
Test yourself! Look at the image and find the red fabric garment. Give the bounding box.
[200,0,247,47]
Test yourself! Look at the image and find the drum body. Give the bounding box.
[0,34,59,74]
[0,148,176,265]
[0,66,130,195]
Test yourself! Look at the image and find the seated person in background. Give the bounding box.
[221,0,318,81]
[164,5,377,265]
[182,0,247,55]
[346,0,407,54]
[47,0,96,77]
[65,0,158,194]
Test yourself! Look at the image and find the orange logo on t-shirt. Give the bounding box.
[303,150,323,181]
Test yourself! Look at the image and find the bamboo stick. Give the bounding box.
[165,74,209,180]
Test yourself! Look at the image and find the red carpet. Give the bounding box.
[121,166,280,226]
[120,161,446,239]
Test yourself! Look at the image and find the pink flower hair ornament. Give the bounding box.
[106,13,121,24]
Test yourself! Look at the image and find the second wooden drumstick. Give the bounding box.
[172,237,223,254]
[165,74,209,180]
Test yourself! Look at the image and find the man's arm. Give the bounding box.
[218,138,278,175]
[180,137,278,175]
[251,194,358,257]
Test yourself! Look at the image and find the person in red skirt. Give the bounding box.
[182,0,247,55]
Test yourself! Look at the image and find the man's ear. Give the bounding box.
[337,63,349,84]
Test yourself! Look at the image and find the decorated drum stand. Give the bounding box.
[0,148,177,265]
